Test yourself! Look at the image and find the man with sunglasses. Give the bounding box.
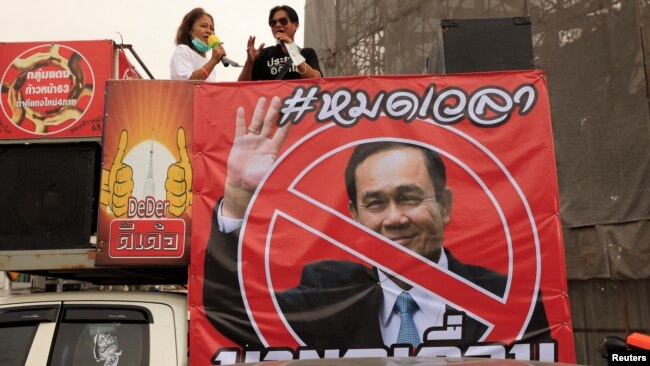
[238,5,322,81]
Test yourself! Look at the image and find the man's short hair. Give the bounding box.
[344,141,447,207]
[269,5,299,24]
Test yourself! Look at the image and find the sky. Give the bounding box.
[0,0,306,81]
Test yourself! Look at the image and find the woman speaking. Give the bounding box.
[170,7,226,81]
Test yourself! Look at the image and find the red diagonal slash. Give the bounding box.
[239,119,540,347]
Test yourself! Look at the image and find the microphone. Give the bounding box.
[207,35,242,68]
[221,57,242,68]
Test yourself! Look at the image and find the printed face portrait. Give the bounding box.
[349,146,452,262]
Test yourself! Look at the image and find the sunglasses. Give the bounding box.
[269,17,289,27]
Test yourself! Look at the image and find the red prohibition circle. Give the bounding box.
[238,118,541,347]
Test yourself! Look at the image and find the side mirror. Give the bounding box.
[597,336,627,359]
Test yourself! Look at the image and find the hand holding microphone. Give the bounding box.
[207,35,242,67]
[273,32,305,68]
[274,31,292,45]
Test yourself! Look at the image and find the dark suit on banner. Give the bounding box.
[202,212,551,349]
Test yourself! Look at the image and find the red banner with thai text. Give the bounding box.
[0,40,114,139]
[190,72,575,364]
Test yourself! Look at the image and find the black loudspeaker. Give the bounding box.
[439,17,534,74]
[0,142,100,251]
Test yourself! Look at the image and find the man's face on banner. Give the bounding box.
[349,147,452,262]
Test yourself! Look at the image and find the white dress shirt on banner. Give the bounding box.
[377,251,449,346]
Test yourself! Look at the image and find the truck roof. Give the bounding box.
[0,290,187,308]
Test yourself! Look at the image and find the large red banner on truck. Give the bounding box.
[190,71,575,364]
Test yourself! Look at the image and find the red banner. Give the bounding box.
[96,80,194,266]
[116,48,142,80]
[0,40,114,139]
[190,72,575,364]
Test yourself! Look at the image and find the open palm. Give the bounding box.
[223,96,291,219]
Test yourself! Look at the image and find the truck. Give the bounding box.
[0,291,188,366]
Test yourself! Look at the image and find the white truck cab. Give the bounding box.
[0,291,188,366]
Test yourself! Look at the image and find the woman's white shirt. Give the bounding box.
[170,44,217,81]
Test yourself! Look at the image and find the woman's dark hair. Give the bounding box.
[345,141,447,207]
[175,7,213,51]
[269,5,299,24]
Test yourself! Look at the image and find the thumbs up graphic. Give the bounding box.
[165,127,192,217]
[100,130,134,217]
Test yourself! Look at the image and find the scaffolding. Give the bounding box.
[304,0,528,76]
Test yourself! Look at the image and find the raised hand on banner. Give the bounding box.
[222,96,291,219]
[42,107,82,126]
[12,44,64,70]
[7,83,25,125]
[27,108,47,133]
[166,127,192,217]
[8,83,49,132]
[100,130,134,217]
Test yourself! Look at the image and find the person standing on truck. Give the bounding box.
[237,5,322,81]
[170,7,227,81]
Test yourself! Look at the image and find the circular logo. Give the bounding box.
[1,43,95,135]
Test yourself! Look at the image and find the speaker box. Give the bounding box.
[437,17,534,74]
[0,142,100,251]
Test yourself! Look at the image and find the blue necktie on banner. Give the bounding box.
[395,291,420,346]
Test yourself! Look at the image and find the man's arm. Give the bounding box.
[297,48,323,79]
[203,201,262,346]
[237,58,254,82]
[203,96,291,346]
[446,251,551,343]
[238,36,265,82]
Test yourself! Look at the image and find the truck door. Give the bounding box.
[0,305,60,366]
